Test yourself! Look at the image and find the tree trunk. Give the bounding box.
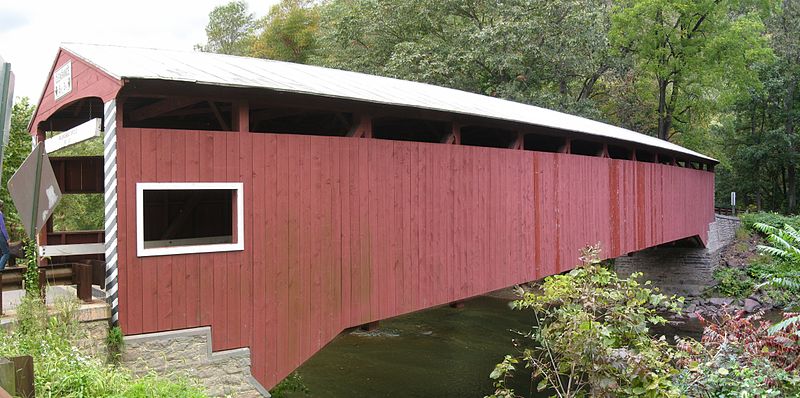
[786,77,797,212]
[657,78,671,141]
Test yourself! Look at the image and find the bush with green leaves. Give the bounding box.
[741,212,800,231]
[0,294,207,398]
[713,267,755,298]
[487,245,685,398]
[675,311,800,396]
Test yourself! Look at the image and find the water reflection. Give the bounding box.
[291,295,545,398]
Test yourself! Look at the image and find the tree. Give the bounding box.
[315,0,618,118]
[1,97,34,241]
[610,0,773,143]
[769,0,800,211]
[251,0,320,63]
[195,1,257,56]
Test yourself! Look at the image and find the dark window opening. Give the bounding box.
[143,189,234,249]
[570,140,604,157]
[524,134,566,153]
[636,150,656,163]
[249,107,352,136]
[460,126,517,148]
[123,97,233,131]
[372,117,448,143]
[607,145,632,160]
[658,155,674,166]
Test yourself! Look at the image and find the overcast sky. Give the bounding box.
[0,0,277,103]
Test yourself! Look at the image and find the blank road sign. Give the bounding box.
[8,143,62,237]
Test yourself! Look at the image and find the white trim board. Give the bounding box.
[136,182,245,257]
[40,243,105,257]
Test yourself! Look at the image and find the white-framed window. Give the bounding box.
[136,182,244,257]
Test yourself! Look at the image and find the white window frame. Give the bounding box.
[136,182,244,257]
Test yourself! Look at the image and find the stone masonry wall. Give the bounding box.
[121,327,270,398]
[3,300,271,398]
[615,215,741,296]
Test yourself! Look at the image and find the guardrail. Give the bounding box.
[0,260,105,316]
[715,206,735,216]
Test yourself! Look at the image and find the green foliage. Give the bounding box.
[252,0,320,63]
[195,1,257,56]
[753,222,800,265]
[107,325,124,364]
[714,267,755,298]
[1,97,34,241]
[487,245,684,398]
[315,0,615,119]
[0,294,207,397]
[50,193,104,231]
[675,311,800,396]
[22,238,39,293]
[270,372,310,397]
[609,0,773,143]
[741,212,800,230]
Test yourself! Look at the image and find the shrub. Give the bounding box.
[713,267,754,298]
[675,311,800,396]
[0,294,207,398]
[741,212,800,230]
[487,245,684,398]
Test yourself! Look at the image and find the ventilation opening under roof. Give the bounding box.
[372,117,449,143]
[524,134,566,153]
[249,106,352,136]
[607,145,632,160]
[123,97,233,131]
[636,150,656,163]
[570,140,604,157]
[460,126,518,148]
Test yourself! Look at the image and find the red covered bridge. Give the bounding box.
[29,44,716,392]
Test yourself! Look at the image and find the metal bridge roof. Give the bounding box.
[61,43,715,162]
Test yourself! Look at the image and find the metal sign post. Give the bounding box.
[0,55,14,179]
[731,191,736,216]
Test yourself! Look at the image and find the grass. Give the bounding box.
[0,293,207,398]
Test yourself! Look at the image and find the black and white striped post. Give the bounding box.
[103,100,119,325]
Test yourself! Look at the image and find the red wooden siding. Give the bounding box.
[30,49,120,131]
[115,128,714,389]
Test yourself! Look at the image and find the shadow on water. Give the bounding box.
[289,295,549,398]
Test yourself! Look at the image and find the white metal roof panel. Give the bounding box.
[61,43,715,162]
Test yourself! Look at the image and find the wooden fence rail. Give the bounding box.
[0,261,105,316]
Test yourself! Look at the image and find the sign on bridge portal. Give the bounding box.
[8,143,62,238]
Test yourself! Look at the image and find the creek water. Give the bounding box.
[287,293,729,397]
[289,295,550,398]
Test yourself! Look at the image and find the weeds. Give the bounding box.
[0,293,207,397]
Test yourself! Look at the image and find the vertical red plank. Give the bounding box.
[155,131,172,332]
[138,129,158,333]
[225,132,241,349]
[239,131,254,349]
[339,138,352,327]
[329,137,343,337]
[250,133,267,382]
[358,138,371,323]
[211,132,227,348]
[170,132,187,330]
[275,135,290,380]
[198,132,215,327]
[264,134,279,384]
[184,132,201,326]
[115,127,129,332]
